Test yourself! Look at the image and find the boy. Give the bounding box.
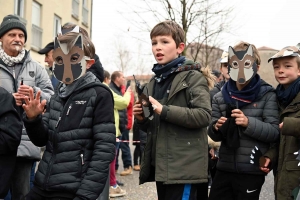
[21,27,116,200]
[261,46,300,200]
[0,87,22,198]
[133,20,214,200]
[207,41,280,200]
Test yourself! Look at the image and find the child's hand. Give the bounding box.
[22,87,47,120]
[149,96,163,115]
[214,117,227,130]
[260,157,271,173]
[133,101,145,121]
[279,122,283,129]
[231,109,249,127]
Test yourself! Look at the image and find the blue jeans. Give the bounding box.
[116,129,132,170]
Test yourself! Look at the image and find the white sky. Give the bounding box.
[91,0,300,75]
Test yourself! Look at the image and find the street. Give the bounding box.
[112,133,275,200]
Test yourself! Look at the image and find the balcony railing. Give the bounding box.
[72,0,79,18]
[82,6,89,26]
[31,24,43,50]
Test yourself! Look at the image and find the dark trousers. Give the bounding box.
[11,158,34,200]
[156,182,208,200]
[208,170,265,200]
[133,144,141,165]
[116,129,132,170]
[25,189,72,200]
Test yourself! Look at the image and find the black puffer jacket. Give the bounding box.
[0,87,22,198]
[210,80,225,102]
[208,80,280,175]
[109,81,127,133]
[24,72,115,200]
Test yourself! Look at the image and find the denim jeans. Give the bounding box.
[10,158,33,200]
[116,129,132,170]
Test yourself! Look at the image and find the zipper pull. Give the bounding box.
[56,117,61,128]
[80,154,84,165]
[66,104,72,116]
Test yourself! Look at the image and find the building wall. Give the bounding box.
[0,0,92,66]
[258,50,278,87]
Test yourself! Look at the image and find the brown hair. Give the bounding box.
[111,71,122,81]
[150,20,185,48]
[57,32,95,58]
[104,70,110,80]
[233,41,261,65]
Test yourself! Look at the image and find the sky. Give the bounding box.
[91,0,300,75]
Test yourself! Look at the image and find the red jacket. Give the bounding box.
[121,85,134,130]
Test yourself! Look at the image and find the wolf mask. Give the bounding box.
[228,45,258,84]
[52,26,87,84]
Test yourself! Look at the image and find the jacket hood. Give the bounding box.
[87,54,104,82]
[58,71,99,99]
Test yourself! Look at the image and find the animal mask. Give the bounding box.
[52,26,87,84]
[228,45,258,84]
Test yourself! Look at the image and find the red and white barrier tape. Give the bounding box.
[116,138,140,143]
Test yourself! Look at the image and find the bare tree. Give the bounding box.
[119,0,233,69]
[114,40,132,74]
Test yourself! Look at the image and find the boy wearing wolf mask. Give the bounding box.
[20,27,116,200]
[208,41,280,200]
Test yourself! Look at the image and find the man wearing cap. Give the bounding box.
[0,14,54,199]
[38,42,59,89]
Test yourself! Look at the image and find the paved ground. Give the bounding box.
[112,133,275,200]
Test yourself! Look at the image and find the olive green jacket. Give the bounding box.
[139,67,211,184]
[264,93,300,200]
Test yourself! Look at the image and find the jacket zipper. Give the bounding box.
[80,153,84,165]
[43,97,75,189]
[66,104,72,116]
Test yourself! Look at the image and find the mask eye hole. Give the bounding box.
[244,60,252,68]
[70,53,80,63]
[232,61,239,69]
[55,56,63,65]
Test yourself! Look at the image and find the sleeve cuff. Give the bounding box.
[160,105,168,120]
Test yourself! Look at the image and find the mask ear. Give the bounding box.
[228,46,235,59]
[74,35,83,50]
[54,37,60,50]
[246,45,253,56]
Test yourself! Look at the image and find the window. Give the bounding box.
[14,0,25,18]
[72,0,79,19]
[82,0,89,26]
[53,15,61,37]
[31,1,43,50]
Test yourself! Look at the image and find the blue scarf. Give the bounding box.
[152,56,185,82]
[276,77,300,108]
[222,74,261,108]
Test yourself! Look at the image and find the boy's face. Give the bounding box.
[220,63,230,80]
[151,35,184,65]
[273,56,300,88]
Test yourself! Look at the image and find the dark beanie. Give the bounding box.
[0,15,27,42]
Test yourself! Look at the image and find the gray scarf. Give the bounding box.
[0,42,25,66]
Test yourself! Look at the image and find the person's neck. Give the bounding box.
[236,81,249,91]
[113,81,120,88]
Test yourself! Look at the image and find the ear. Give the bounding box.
[177,42,185,54]
[86,59,95,70]
[257,65,260,72]
[228,46,235,59]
